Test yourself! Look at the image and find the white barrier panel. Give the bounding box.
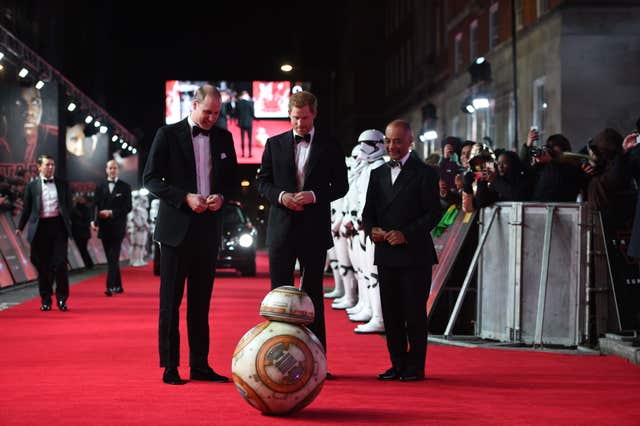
[477,202,588,347]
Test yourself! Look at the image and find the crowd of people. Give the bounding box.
[422,120,640,222]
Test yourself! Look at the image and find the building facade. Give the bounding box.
[340,0,640,158]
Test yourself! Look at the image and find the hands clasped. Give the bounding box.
[371,227,407,246]
[186,193,224,213]
[282,191,314,211]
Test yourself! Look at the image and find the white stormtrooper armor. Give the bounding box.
[331,145,364,310]
[349,129,386,334]
[129,191,150,267]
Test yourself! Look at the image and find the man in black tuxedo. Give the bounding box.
[257,91,348,363]
[143,84,238,385]
[16,155,73,312]
[362,120,441,382]
[92,160,132,296]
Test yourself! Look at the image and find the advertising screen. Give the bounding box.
[165,80,294,165]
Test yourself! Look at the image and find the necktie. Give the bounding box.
[388,160,402,169]
[192,126,210,137]
[294,134,311,144]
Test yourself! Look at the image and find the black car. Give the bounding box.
[217,201,257,276]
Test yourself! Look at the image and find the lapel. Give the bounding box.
[383,155,418,208]
[304,131,326,182]
[33,179,42,213]
[280,131,297,187]
[54,179,65,213]
[177,119,197,189]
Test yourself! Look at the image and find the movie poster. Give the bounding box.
[66,125,109,195]
[0,76,59,180]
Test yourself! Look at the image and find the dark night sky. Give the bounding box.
[59,2,346,146]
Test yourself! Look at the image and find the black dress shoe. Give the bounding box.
[113,287,124,294]
[190,366,229,383]
[399,370,424,382]
[377,367,399,381]
[57,300,68,311]
[40,304,51,311]
[163,368,187,385]
[104,289,113,297]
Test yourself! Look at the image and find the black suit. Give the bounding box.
[257,130,348,350]
[18,177,73,305]
[143,118,238,369]
[94,179,132,291]
[362,154,441,376]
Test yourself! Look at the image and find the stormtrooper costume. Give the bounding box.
[129,191,150,267]
[348,129,386,333]
[331,145,365,310]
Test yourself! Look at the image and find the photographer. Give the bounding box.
[524,132,588,202]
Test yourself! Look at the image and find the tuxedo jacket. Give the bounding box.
[93,179,132,240]
[362,153,441,267]
[257,130,348,250]
[143,118,238,247]
[18,177,73,243]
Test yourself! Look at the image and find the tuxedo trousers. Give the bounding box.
[31,216,69,303]
[378,265,431,374]
[158,213,220,368]
[268,220,328,351]
[101,236,123,290]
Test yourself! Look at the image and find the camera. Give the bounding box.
[530,146,550,158]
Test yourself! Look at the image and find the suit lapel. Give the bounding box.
[178,119,197,189]
[34,180,42,213]
[383,156,418,207]
[304,132,326,181]
[281,132,297,188]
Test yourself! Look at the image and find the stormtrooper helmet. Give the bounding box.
[358,129,385,161]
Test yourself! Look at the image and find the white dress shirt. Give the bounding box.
[108,178,118,194]
[278,129,316,205]
[188,116,211,196]
[40,176,60,218]
[390,151,411,185]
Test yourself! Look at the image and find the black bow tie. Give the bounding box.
[388,160,402,169]
[294,134,311,144]
[192,126,210,137]
[108,180,116,184]
[43,178,54,184]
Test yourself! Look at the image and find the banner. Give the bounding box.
[427,208,477,317]
[0,77,59,179]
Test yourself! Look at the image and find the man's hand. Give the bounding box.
[185,193,207,213]
[98,209,113,219]
[281,192,304,211]
[623,133,640,153]
[206,194,224,212]
[371,227,388,243]
[385,230,407,246]
[292,191,315,206]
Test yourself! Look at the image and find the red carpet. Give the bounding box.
[1,253,639,425]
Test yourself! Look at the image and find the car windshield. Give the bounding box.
[222,204,246,227]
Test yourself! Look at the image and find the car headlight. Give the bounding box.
[238,234,254,248]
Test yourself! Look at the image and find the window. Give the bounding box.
[469,20,479,62]
[450,115,460,138]
[454,32,463,73]
[515,0,524,30]
[537,0,549,18]
[532,77,546,136]
[489,2,499,50]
